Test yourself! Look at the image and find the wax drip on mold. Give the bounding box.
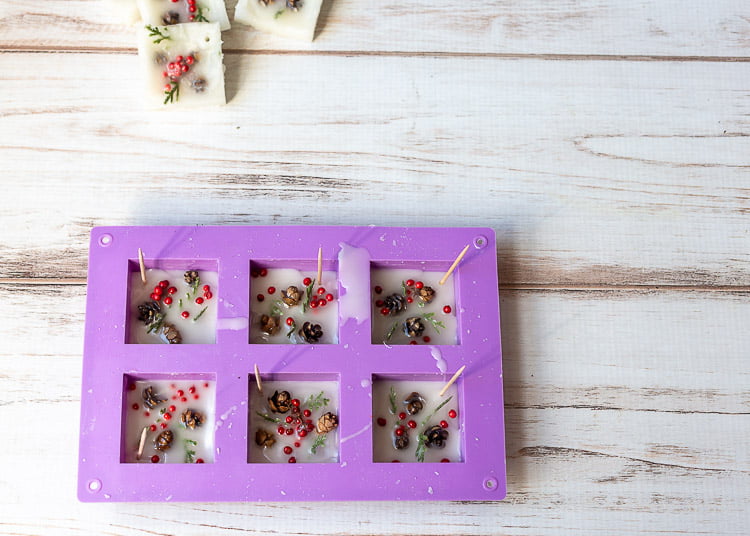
[430,347,448,373]
[217,317,248,330]
[340,422,372,443]
[337,242,370,325]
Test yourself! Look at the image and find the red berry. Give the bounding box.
[150,293,160,301]
[151,455,160,463]
[285,428,293,435]
[286,317,294,326]
[176,55,183,62]
[291,399,300,407]
[162,71,168,77]
[443,305,452,314]
[406,297,413,303]
[153,286,163,295]
[251,269,259,278]
[164,413,171,420]
[440,420,449,428]
[193,394,199,400]
[164,83,172,91]
[415,281,424,289]
[448,409,457,419]
[150,424,157,432]
[181,311,189,318]
[300,278,310,287]
[398,412,406,420]
[163,296,173,305]
[294,442,301,448]
[318,299,327,307]
[325,293,334,302]
[189,386,196,394]
[204,291,213,299]
[406,279,414,287]
[181,397,187,402]
[195,297,204,304]
[177,390,184,397]
[395,428,404,437]
[288,457,296,463]
[171,396,177,400]
[160,422,168,429]
[202,284,209,291]
[160,279,170,287]
[267,286,276,294]
[298,429,307,438]
[406,289,411,295]
[392,460,400,463]
[441,458,450,463]
[317,287,325,295]
[423,336,431,343]
[204,383,209,388]
[375,300,384,307]
[132,403,139,410]
[257,294,265,302]
[277,426,285,435]
[188,5,196,12]
[377,417,387,426]
[259,268,268,277]
[303,409,311,417]
[167,286,177,295]
[129,384,137,391]
[285,416,293,424]
[407,420,417,429]
[283,446,293,455]
[309,300,318,309]
[169,405,176,412]
[196,458,204,463]
[374,286,383,294]
[409,341,418,345]
[144,411,150,417]
[380,307,390,316]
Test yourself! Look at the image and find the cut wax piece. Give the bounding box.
[128,268,218,344]
[372,378,462,463]
[234,0,323,41]
[122,377,216,464]
[371,268,458,345]
[137,22,225,108]
[137,0,231,30]
[249,378,339,463]
[108,0,141,24]
[249,268,338,344]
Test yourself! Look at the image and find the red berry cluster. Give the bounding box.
[162,54,195,95]
[255,274,336,308]
[272,396,318,463]
[377,404,458,462]
[149,279,172,302]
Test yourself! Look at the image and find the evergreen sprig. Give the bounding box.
[164,80,179,105]
[310,434,326,454]
[421,312,445,334]
[305,391,330,410]
[146,25,171,44]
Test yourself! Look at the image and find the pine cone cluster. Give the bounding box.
[162,10,180,24]
[424,425,449,449]
[393,433,409,450]
[403,317,425,338]
[142,386,166,409]
[260,314,281,336]
[286,0,302,11]
[404,392,424,415]
[268,390,292,413]
[160,323,182,344]
[281,285,301,306]
[137,301,162,325]
[299,321,323,343]
[184,270,199,285]
[155,429,174,451]
[383,293,406,315]
[316,412,339,434]
[417,286,436,303]
[180,408,205,429]
[255,428,276,448]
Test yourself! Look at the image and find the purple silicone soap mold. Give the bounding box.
[79,226,505,502]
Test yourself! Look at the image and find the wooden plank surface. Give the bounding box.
[2,0,750,56]
[0,286,748,534]
[1,53,749,285]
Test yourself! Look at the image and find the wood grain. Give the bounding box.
[1,53,748,285]
[1,285,748,534]
[2,0,750,57]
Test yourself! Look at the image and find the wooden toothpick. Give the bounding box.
[439,365,466,397]
[138,248,147,285]
[439,244,470,285]
[136,425,149,460]
[317,246,323,285]
[254,363,263,393]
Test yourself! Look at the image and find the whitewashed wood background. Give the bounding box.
[1,0,749,534]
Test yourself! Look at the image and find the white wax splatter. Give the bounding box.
[337,243,371,325]
[360,379,371,388]
[217,317,248,330]
[340,422,372,444]
[430,347,448,373]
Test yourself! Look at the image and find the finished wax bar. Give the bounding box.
[234,0,323,41]
[136,0,231,31]
[137,22,225,108]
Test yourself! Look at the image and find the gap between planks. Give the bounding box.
[2,278,749,293]
[1,46,750,62]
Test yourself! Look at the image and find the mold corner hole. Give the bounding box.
[473,235,488,250]
[483,476,498,492]
[98,234,113,247]
[87,478,102,493]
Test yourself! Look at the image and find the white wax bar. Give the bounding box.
[234,0,323,41]
[137,0,231,30]
[137,22,225,109]
[372,380,462,463]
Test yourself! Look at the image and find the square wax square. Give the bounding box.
[137,0,230,30]
[234,0,323,41]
